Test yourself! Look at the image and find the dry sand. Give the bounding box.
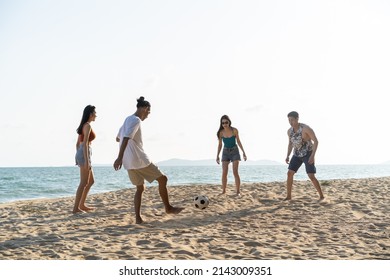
[0,177,389,260]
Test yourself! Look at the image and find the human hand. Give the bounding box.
[216,157,220,165]
[285,157,290,164]
[113,158,123,170]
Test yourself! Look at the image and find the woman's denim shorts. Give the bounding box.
[222,146,241,162]
[75,145,92,166]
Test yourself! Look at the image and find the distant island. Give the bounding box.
[157,158,283,166]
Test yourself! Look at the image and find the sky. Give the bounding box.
[1,0,390,167]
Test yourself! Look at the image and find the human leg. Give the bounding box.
[79,168,95,211]
[285,155,302,200]
[129,164,183,219]
[156,175,184,215]
[134,184,145,224]
[128,169,146,223]
[232,160,241,195]
[73,166,90,213]
[221,161,229,194]
[156,175,169,209]
[303,155,324,200]
[285,169,295,200]
[307,173,325,200]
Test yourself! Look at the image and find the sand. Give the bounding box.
[0,177,389,260]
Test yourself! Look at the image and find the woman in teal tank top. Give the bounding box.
[216,115,247,196]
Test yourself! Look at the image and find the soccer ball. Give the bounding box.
[194,195,209,210]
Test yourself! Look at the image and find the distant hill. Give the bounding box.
[157,158,282,166]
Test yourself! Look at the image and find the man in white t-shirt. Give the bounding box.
[114,96,184,224]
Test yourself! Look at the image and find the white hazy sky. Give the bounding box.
[1,0,390,167]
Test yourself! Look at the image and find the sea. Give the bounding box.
[0,164,389,204]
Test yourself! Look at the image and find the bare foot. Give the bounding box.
[79,206,95,212]
[72,209,86,214]
[135,217,144,224]
[236,193,241,198]
[166,206,184,215]
[283,197,291,201]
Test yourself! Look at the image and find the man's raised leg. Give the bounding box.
[156,175,184,214]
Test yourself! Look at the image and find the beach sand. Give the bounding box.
[0,177,389,260]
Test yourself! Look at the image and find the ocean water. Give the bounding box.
[0,164,389,204]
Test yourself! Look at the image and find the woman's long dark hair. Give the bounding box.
[216,115,231,139]
[77,105,95,135]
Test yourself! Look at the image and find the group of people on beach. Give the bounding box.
[73,97,324,223]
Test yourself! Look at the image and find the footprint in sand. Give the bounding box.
[352,211,365,219]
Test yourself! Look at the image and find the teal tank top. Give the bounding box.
[222,135,237,148]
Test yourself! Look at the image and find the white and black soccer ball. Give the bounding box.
[194,195,209,210]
